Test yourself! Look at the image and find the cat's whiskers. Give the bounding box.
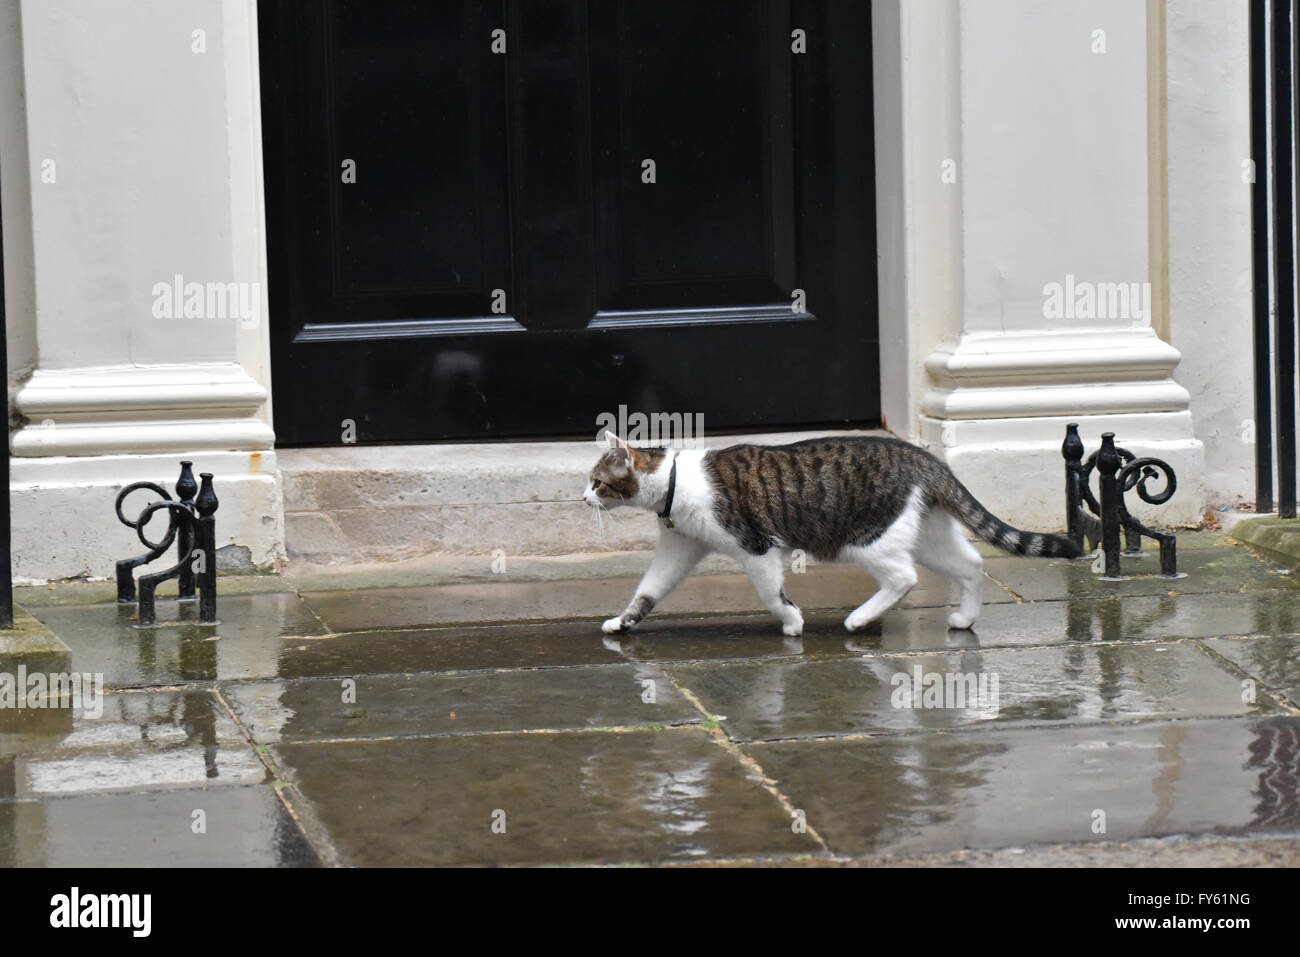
[588,499,608,539]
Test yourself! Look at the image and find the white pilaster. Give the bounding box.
[7,0,282,580]
[872,0,964,442]
[878,0,1203,529]
[1164,0,1255,505]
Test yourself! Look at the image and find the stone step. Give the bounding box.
[279,429,885,565]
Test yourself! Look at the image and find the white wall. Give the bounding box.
[872,0,964,442]
[19,0,249,372]
[0,0,36,408]
[959,0,1150,336]
[1165,0,1256,504]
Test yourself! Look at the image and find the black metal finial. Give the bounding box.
[195,473,218,517]
[1062,423,1084,464]
[176,461,198,503]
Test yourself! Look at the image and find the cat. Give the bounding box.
[584,433,1082,636]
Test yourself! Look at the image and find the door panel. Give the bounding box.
[259,0,878,443]
[589,0,795,313]
[326,1,510,300]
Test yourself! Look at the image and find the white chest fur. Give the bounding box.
[655,450,744,557]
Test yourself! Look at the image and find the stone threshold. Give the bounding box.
[16,529,1236,613]
[0,606,72,671]
[279,428,888,566]
[1230,514,1300,572]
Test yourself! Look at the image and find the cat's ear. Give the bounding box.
[606,433,639,469]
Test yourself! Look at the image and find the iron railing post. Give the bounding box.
[175,461,198,600]
[195,473,218,624]
[0,140,12,629]
[1063,423,1085,551]
[1274,0,1298,516]
[1097,433,1124,577]
[1251,0,1275,515]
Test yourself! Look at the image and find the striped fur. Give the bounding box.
[931,470,1081,558]
[703,437,1081,560]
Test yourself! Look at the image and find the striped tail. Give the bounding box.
[932,474,1082,559]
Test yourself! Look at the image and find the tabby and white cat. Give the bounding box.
[584,433,1081,636]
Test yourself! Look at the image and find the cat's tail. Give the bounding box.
[930,473,1083,559]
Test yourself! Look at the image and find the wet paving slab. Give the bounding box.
[274,727,816,865]
[11,533,1300,868]
[299,564,1005,633]
[607,613,879,661]
[28,587,1300,695]
[13,574,297,609]
[1203,635,1300,704]
[747,716,1300,857]
[984,547,1299,602]
[26,593,329,688]
[273,621,627,676]
[1046,590,1300,643]
[1,690,266,798]
[0,786,319,867]
[667,643,1274,741]
[222,663,701,743]
[604,590,1300,659]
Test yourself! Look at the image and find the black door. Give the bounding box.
[259,0,877,444]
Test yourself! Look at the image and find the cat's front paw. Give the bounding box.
[602,616,631,634]
[844,609,873,632]
[782,621,803,637]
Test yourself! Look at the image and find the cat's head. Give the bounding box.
[584,433,667,510]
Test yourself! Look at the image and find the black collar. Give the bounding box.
[657,454,679,528]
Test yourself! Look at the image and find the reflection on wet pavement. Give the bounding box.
[274,729,816,866]
[224,663,700,742]
[667,643,1278,741]
[749,717,1300,857]
[0,787,319,867]
[5,537,1300,866]
[1204,635,1300,704]
[16,690,267,797]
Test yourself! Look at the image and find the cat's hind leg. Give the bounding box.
[602,530,709,633]
[841,488,925,631]
[739,550,804,637]
[915,508,985,629]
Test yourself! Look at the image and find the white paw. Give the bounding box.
[844,611,872,632]
[602,616,628,634]
[947,611,976,630]
[782,619,803,637]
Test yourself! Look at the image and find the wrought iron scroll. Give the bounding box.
[114,461,219,625]
[1063,425,1178,578]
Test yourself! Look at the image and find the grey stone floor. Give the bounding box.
[3,532,1300,866]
